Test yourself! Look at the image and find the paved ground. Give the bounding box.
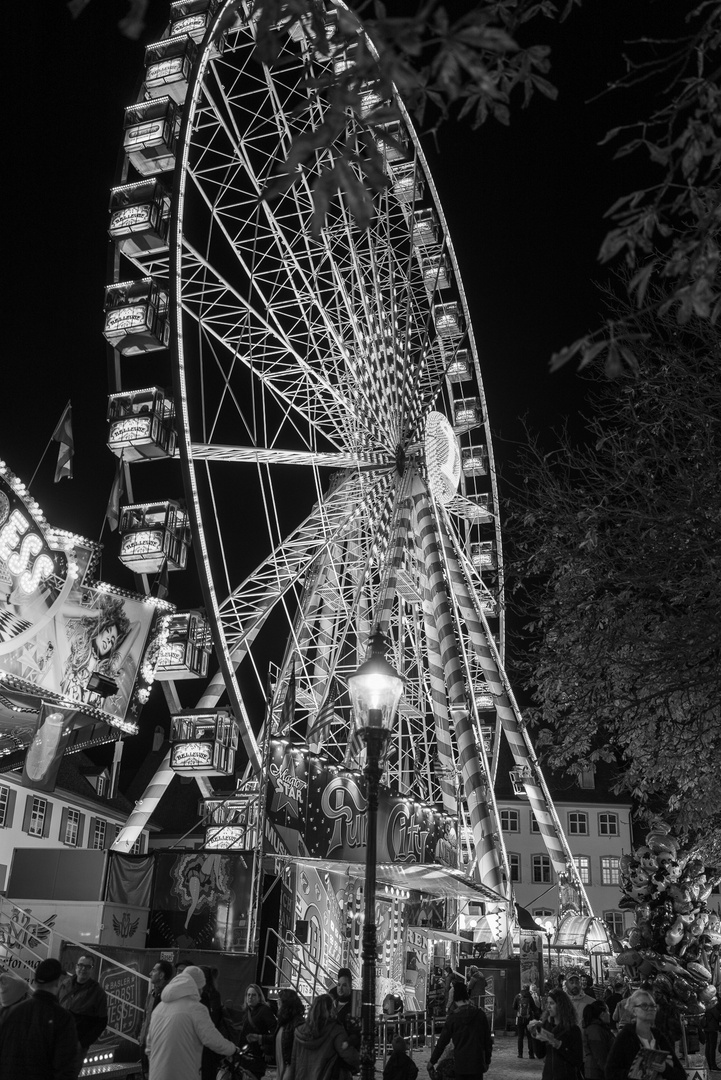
[405,1033,719,1080]
[406,1030,545,1079]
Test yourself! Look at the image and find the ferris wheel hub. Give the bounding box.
[424,411,462,505]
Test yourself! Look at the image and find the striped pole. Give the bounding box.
[438,513,591,911]
[411,476,505,894]
[111,750,175,852]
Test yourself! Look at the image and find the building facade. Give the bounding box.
[0,756,148,892]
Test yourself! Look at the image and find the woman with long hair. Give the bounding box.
[255,988,305,1080]
[287,993,360,1080]
[528,987,583,1080]
[237,984,277,1078]
[581,999,613,1079]
[604,988,685,1080]
[60,594,136,704]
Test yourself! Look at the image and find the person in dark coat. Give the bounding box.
[259,987,305,1080]
[513,983,541,1058]
[528,987,583,1080]
[604,989,685,1080]
[603,978,626,1029]
[287,993,360,1080]
[237,983,277,1078]
[580,999,613,1079]
[383,1035,418,1080]
[428,981,492,1080]
[0,957,79,1080]
[58,954,108,1079]
[328,968,360,1048]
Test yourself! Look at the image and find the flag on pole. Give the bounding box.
[279,666,296,732]
[52,402,74,482]
[106,457,125,531]
[307,677,338,753]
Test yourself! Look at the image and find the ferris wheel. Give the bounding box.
[105,0,589,911]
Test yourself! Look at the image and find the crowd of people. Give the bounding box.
[2,956,718,1080]
[501,968,719,1080]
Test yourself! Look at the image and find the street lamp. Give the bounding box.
[348,630,404,1080]
[542,920,555,986]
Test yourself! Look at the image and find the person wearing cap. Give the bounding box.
[145,965,238,1080]
[0,958,79,1079]
[58,954,109,1078]
[0,969,32,1018]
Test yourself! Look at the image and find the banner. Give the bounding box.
[21,702,79,792]
[519,930,543,988]
[0,580,156,730]
[267,745,457,868]
[147,851,252,952]
[105,854,155,909]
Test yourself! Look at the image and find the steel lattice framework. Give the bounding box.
[108,0,591,913]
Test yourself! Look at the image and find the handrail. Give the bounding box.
[262,927,338,1003]
[0,896,149,1045]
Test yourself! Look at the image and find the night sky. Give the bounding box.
[7,0,672,770]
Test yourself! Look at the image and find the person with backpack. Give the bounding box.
[513,983,541,1059]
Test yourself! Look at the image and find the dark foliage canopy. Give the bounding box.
[507,305,721,861]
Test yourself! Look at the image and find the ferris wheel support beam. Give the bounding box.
[438,511,593,914]
[189,444,392,469]
[411,475,506,895]
[111,750,175,853]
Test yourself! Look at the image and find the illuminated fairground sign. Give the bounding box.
[266,740,459,869]
[205,825,246,850]
[0,458,173,738]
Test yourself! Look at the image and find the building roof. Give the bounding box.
[492,736,631,806]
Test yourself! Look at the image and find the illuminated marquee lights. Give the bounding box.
[0,510,54,594]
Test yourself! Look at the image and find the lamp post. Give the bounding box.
[348,630,404,1080]
[542,920,555,986]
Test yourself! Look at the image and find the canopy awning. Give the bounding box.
[552,914,613,954]
[407,925,465,943]
[265,855,506,902]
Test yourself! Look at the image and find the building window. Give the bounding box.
[130,834,144,855]
[508,853,521,882]
[532,855,552,883]
[0,787,8,827]
[96,775,107,797]
[604,911,624,938]
[64,809,81,847]
[28,797,47,837]
[530,812,540,833]
[92,819,107,849]
[568,812,588,835]
[599,813,619,836]
[601,856,620,885]
[574,856,591,884]
[500,809,519,833]
[534,908,555,919]
[578,767,595,789]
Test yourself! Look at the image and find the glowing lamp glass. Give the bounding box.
[347,631,404,735]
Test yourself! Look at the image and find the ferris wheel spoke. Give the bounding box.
[189,443,391,469]
[179,241,371,449]
[217,469,394,656]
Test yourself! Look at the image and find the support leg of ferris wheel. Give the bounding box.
[410,474,507,900]
[438,508,593,915]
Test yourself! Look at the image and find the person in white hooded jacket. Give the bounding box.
[146,965,237,1080]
